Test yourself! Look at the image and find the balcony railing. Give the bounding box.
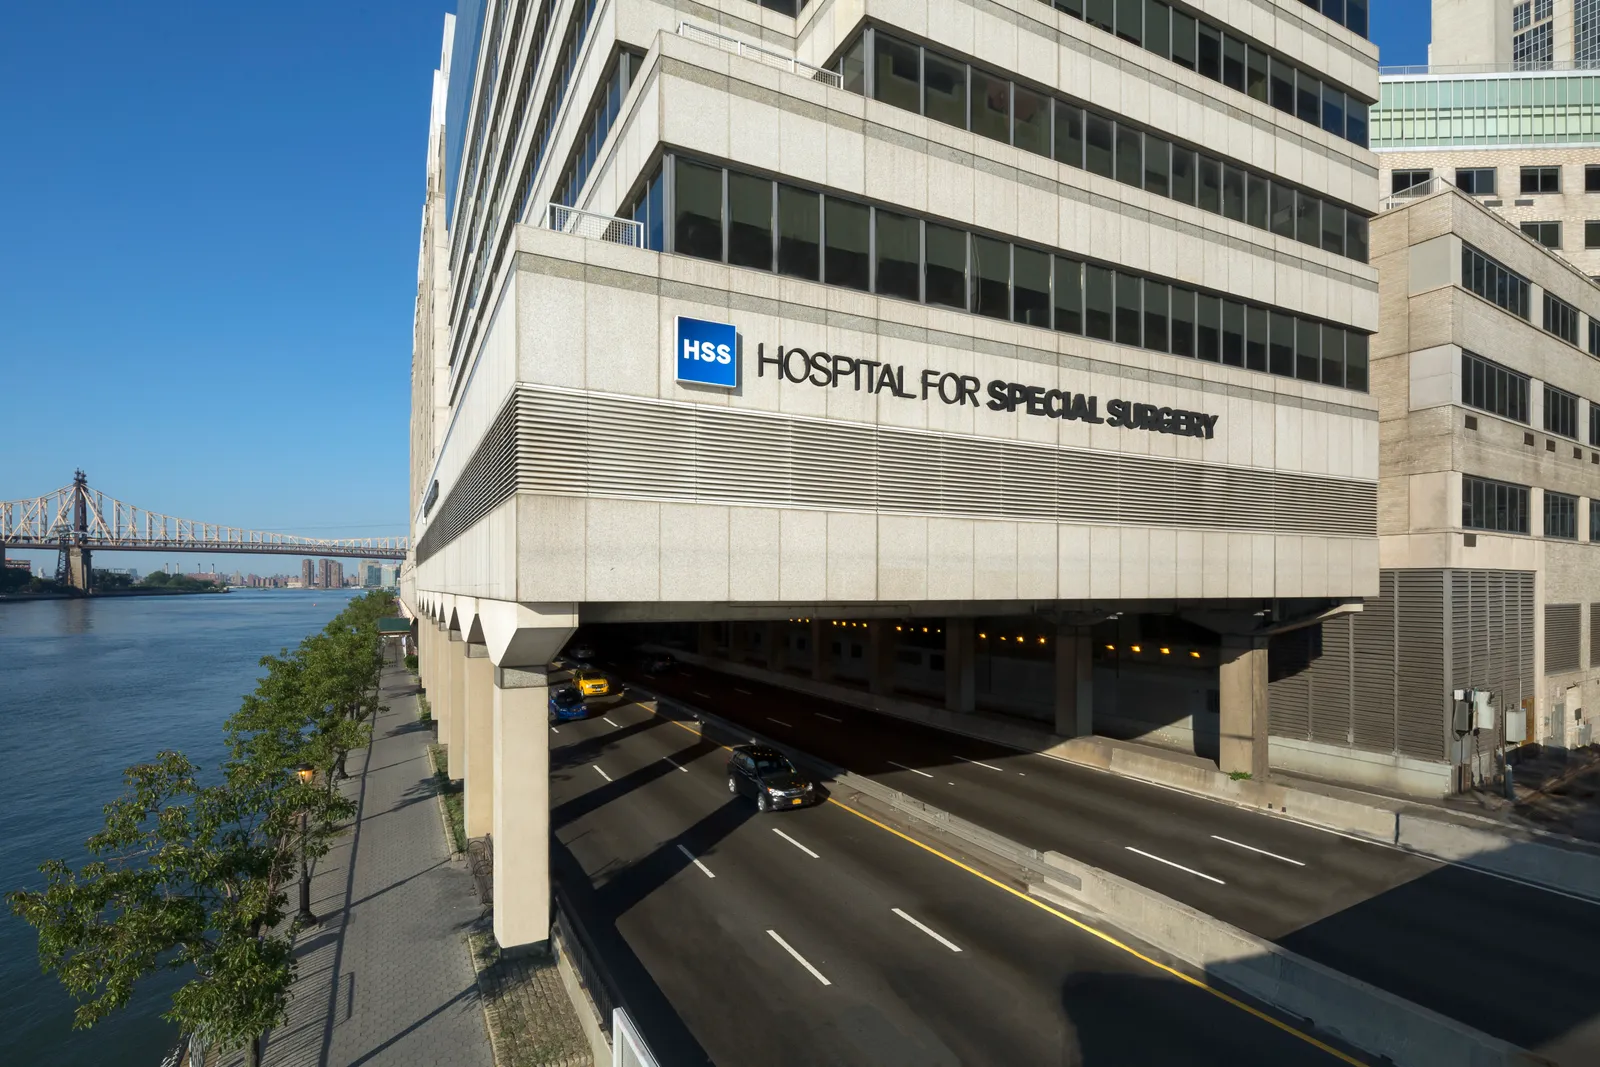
[676,21,842,89]
[546,204,643,247]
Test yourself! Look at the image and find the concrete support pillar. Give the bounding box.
[1054,624,1095,738]
[868,621,896,695]
[766,622,784,672]
[447,629,466,780]
[945,618,975,713]
[417,623,430,691]
[463,642,495,839]
[493,665,551,954]
[810,618,832,681]
[1219,637,1270,780]
[433,623,452,743]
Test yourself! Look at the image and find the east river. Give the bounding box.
[0,589,363,1066]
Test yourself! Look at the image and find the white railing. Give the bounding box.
[1379,174,1457,212]
[546,204,644,247]
[612,1007,660,1067]
[676,21,843,89]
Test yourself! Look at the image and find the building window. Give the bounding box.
[1463,475,1529,533]
[553,50,642,208]
[1514,22,1554,69]
[1521,166,1561,193]
[824,198,870,291]
[777,185,821,280]
[1591,402,1600,446]
[1546,491,1578,540]
[626,163,666,252]
[1544,292,1581,345]
[1455,168,1496,195]
[1392,169,1431,196]
[1587,221,1600,249]
[1522,220,1561,248]
[1461,244,1530,319]
[1545,383,1580,438]
[728,172,776,271]
[1592,498,1600,541]
[1591,317,1600,358]
[673,158,723,261]
[1588,165,1600,192]
[1462,351,1530,423]
[841,32,1370,262]
[1514,0,1532,30]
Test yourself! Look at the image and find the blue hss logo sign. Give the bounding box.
[675,315,738,388]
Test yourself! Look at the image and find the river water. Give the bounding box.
[0,588,364,1066]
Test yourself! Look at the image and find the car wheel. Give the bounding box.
[757,792,770,813]
[727,776,737,794]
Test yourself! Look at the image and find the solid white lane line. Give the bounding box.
[603,716,620,727]
[593,766,612,783]
[1124,846,1225,885]
[768,717,792,727]
[888,760,935,778]
[892,908,963,952]
[694,690,711,697]
[772,828,819,858]
[815,713,842,722]
[677,844,715,879]
[767,930,831,986]
[663,755,688,773]
[955,755,1005,772]
[1211,835,1306,867]
[735,687,752,695]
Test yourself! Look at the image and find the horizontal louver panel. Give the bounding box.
[1545,603,1581,675]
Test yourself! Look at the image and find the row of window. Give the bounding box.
[1462,244,1531,319]
[1461,352,1596,442]
[554,50,642,209]
[845,32,1370,263]
[1517,220,1600,253]
[1039,0,1370,141]
[628,156,1371,391]
[1463,476,1594,540]
[1395,164,1600,198]
[1546,291,1581,346]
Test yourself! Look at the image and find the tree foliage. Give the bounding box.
[8,590,400,1061]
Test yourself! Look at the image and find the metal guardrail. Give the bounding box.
[552,881,618,1030]
[613,1008,661,1067]
[1381,60,1600,77]
[676,21,842,89]
[1379,174,1458,212]
[546,204,643,247]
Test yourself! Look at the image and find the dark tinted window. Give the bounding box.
[1247,47,1269,102]
[674,158,723,261]
[1144,136,1170,197]
[1346,213,1368,262]
[1320,323,1345,387]
[1246,173,1268,228]
[1085,264,1114,340]
[1345,332,1368,392]
[1270,184,1296,238]
[874,209,920,301]
[1170,147,1196,204]
[1116,0,1142,43]
[1269,312,1295,376]
[1170,286,1195,357]
[972,69,1010,143]
[1246,306,1268,371]
[1085,113,1115,177]
[1270,57,1295,112]
[1196,295,1221,361]
[1296,193,1320,245]
[777,184,820,280]
[1221,164,1245,221]
[1145,0,1170,59]
[824,198,869,291]
[1014,85,1049,155]
[874,34,920,112]
[1321,202,1345,256]
[727,173,773,271]
[924,50,967,127]
[1115,272,1142,346]
[1198,156,1222,213]
[972,235,1010,319]
[1054,256,1083,334]
[1143,279,1169,352]
[1295,318,1319,381]
[1116,123,1143,186]
[1321,84,1345,137]
[1014,246,1051,327]
[1455,168,1496,195]
[1197,23,1221,80]
[1463,476,1528,534]
[1055,103,1085,168]
[1296,70,1320,124]
[1222,35,1246,91]
[925,224,967,310]
[1171,10,1197,70]
[1222,300,1245,366]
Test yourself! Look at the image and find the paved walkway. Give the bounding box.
[228,666,493,1067]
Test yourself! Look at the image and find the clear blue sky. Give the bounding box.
[0,1,1430,578]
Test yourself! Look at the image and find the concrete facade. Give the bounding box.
[403,0,1381,949]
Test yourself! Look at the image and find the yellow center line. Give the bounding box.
[645,697,1365,1066]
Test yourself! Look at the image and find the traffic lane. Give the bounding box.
[562,701,1360,1066]
[632,662,1600,1059]
[628,659,1428,936]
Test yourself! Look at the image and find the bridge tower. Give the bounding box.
[53,469,93,593]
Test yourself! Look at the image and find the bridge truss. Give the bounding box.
[1,472,408,562]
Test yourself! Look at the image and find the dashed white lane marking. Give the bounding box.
[1125,846,1225,884]
[954,755,1005,772]
[677,844,715,878]
[767,930,831,986]
[815,713,842,722]
[735,687,752,695]
[663,755,688,773]
[593,766,613,783]
[603,716,619,727]
[1211,835,1306,867]
[892,908,963,952]
[769,717,792,727]
[550,726,560,734]
[772,828,819,858]
[694,690,711,697]
[888,760,934,778]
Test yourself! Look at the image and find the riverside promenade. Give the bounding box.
[227,665,493,1067]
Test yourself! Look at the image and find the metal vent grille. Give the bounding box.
[1591,603,1600,670]
[1545,603,1582,674]
[419,386,1380,562]
[1351,571,1397,751]
[1395,570,1447,761]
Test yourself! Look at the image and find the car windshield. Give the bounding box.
[753,756,793,775]
[555,688,580,704]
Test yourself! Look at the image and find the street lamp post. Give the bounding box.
[295,764,318,926]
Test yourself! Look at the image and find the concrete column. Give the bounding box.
[433,623,452,743]
[493,665,551,954]
[1219,637,1270,780]
[463,642,495,839]
[868,621,895,695]
[810,618,832,681]
[447,629,466,780]
[945,618,975,713]
[1054,624,1095,738]
[417,622,430,690]
[766,622,785,672]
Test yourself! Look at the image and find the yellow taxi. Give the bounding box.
[572,669,612,698]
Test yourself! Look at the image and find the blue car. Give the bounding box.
[548,685,586,723]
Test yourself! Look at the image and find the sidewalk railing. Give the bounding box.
[546,204,643,246]
[552,880,663,1065]
[676,21,842,88]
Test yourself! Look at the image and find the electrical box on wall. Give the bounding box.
[1473,691,1495,731]
[1505,708,1528,743]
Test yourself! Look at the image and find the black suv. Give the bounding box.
[726,745,816,812]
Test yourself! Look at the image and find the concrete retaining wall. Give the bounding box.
[1033,852,1548,1067]
[1395,814,1600,895]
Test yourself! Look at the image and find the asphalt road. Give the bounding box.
[549,697,1366,1067]
[601,654,1600,1064]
